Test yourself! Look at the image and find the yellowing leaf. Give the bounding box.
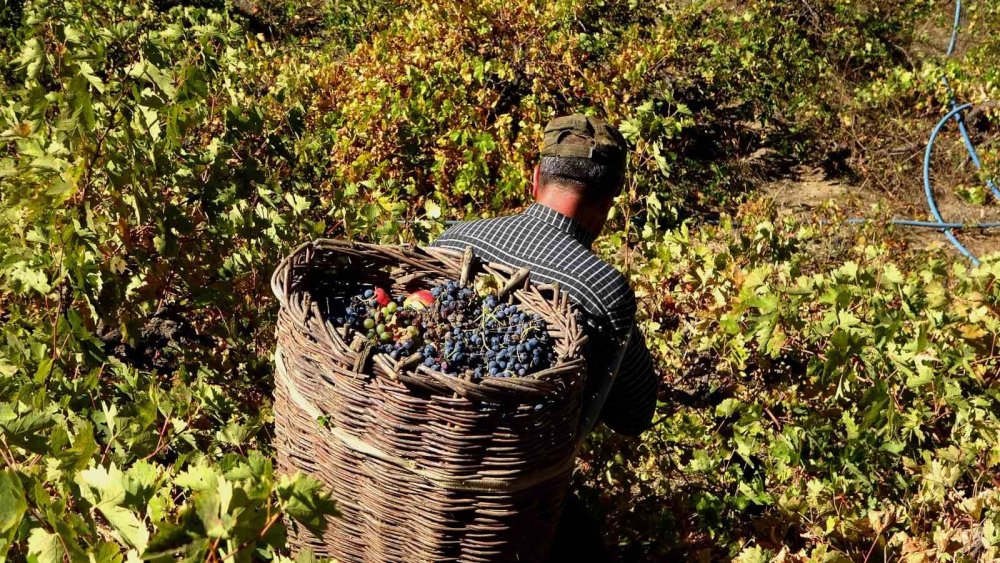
[959,323,986,340]
[882,263,904,285]
[424,199,442,219]
[27,528,65,563]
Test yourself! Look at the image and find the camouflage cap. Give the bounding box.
[540,114,627,169]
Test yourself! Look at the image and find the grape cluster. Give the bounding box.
[336,289,418,360]
[472,293,555,377]
[333,281,557,380]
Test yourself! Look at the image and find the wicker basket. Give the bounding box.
[270,239,587,562]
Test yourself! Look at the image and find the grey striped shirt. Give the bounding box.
[431,203,657,435]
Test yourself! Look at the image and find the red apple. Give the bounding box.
[404,289,434,310]
[373,287,391,307]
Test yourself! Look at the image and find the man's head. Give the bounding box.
[532,114,628,238]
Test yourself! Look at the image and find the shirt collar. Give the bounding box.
[522,203,598,248]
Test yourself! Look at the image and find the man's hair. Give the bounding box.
[538,155,624,200]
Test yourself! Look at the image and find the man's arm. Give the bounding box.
[599,324,658,436]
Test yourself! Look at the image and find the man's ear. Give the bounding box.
[532,165,541,200]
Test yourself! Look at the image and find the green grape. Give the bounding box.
[363,318,375,329]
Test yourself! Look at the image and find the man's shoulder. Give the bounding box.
[430,215,517,246]
[430,213,635,323]
[572,249,631,291]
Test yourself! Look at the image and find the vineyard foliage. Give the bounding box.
[1,0,999,561]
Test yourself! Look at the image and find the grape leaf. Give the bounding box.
[27,528,65,563]
[0,410,55,454]
[424,199,442,219]
[194,477,236,539]
[76,465,150,551]
[143,520,211,563]
[101,505,149,552]
[0,469,26,534]
[276,473,338,535]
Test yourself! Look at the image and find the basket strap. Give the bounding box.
[275,348,576,494]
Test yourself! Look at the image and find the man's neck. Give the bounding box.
[535,190,605,238]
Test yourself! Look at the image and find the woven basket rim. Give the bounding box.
[269,238,587,402]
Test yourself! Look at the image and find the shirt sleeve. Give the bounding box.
[428,225,459,247]
[599,323,658,436]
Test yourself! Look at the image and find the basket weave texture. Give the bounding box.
[270,239,587,562]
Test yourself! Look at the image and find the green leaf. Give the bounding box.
[715,398,742,418]
[841,411,859,441]
[77,464,126,505]
[15,38,44,80]
[284,193,311,215]
[29,155,66,172]
[837,310,861,329]
[143,520,210,563]
[224,451,273,489]
[0,409,55,454]
[60,422,99,471]
[881,441,905,455]
[194,477,236,539]
[277,473,338,535]
[836,261,859,280]
[0,469,27,534]
[101,505,149,552]
[905,355,936,388]
[124,461,161,507]
[882,263,904,285]
[88,541,124,563]
[27,528,65,563]
[175,462,222,492]
[7,264,52,294]
[905,368,934,388]
[76,464,150,551]
[77,61,105,93]
[34,357,52,383]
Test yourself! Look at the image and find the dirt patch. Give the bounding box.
[766,168,849,209]
[765,166,1000,260]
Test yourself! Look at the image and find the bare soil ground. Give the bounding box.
[766,166,1000,260]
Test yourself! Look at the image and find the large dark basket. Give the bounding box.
[270,239,588,562]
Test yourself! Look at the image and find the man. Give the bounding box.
[431,114,658,559]
[432,113,657,435]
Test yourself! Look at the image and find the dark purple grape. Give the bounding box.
[332,279,557,379]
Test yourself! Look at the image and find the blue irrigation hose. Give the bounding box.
[915,0,986,265]
[946,0,962,56]
[846,218,1000,229]
[943,0,1000,201]
[924,102,981,265]
[870,0,1000,266]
